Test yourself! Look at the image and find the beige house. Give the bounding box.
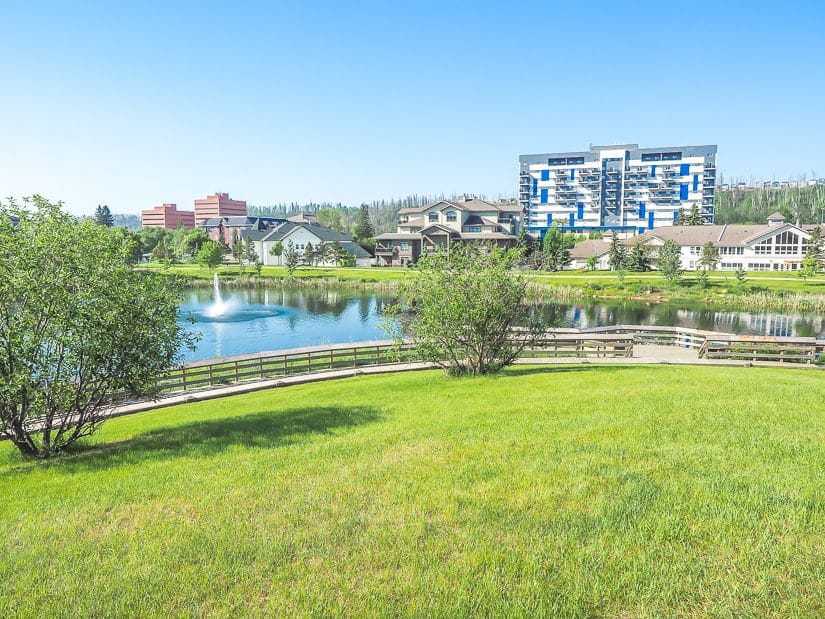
[375,197,521,266]
[627,213,825,272]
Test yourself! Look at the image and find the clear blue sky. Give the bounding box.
[2,0,823,215]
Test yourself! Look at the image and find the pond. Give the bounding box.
[179,288,825,362]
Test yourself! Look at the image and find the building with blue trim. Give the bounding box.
[519,144,717,238]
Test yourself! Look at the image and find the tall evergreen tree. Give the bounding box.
[352,204,375,241]
[607,234,626,271]
[94,204,114,227]
[626,242,650,272]
[303,241,315,266]
[806,225,823,270]
[687,203,702,226]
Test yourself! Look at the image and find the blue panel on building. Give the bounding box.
[540,188,548,204]
[648,211,654,229]
[569,213,575,228]
[680,183,689,200]
[680,163,690,176]
[639,202,646,219]
[541,169,549,181]
[547,213,553,225]
[638,227,646,235]
[650,165,656,177]
[577,203,584,219]
[693,174,699,192]
[570,169,575,180]
[532,179,537,197]
[673,210,679,222]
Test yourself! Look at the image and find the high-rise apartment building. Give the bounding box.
[193,192,247,224]
[519,144,717,237]
[140,203,195,229]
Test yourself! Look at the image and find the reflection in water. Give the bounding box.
[179,289,391,362]
[542,300,825,339]
[179,288,825,362]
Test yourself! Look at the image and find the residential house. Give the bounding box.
[569,239,612,270]
[374,197,521,266]
[198,216,286,245]
[627,213,824,272]
[246,222,372,267]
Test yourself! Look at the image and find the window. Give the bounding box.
[446,211,457,222]
[401,241,409,250]
[428,212,438,222]
[754,239,771,255]
[548,157,566,166]
[467,226,482,233]
[661,151,683,161]
[748,263,771,271]
[720,262,742,271]
[689,246,701,256]
[720,246,743,255]
[540,170,550,181]
[566,156,584,165]
[642,153,662,162]
[774,230,800,255]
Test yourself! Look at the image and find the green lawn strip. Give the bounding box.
[2,366,824,615]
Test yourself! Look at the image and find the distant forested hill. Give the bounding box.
[113,214,141,229]
[714,185,825,224]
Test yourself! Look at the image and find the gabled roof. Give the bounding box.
[398,198,514,215]
[399,217,424,227]
[570,239,611,259]
[420,224,456,236]
[258,221,356,244]
[632,222,810,247]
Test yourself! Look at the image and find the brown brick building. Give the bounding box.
[140,203,195,229]
[194,192,247,224]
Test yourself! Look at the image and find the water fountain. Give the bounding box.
[204,273,238,318]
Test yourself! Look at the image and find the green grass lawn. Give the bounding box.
[4,366,824,616]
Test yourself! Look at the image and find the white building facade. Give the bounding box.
[519,144,717,239]
[632,214,821,272]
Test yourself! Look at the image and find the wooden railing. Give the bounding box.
[139,326,825,398]
[153,340,418,395]
[701,336,820,364]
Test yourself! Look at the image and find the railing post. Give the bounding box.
[208,364,213,386]
[234,361,239,383]
[181,367,187,391]
[259,357,264,379]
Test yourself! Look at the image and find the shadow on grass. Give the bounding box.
[19,405,383,472]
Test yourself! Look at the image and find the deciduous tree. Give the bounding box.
[0,197,195,458]
[658,239,684,283]
[541,228,571,271]
[284,240,299,276]
[699,242,719,271]
[385,245,545,376]
[196,240,224,271]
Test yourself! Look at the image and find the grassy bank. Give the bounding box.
[142,262,825,310]
[2,366,825,616]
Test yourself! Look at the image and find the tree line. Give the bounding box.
[715,185,825,224]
